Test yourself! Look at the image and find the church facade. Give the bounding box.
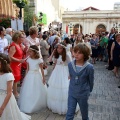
[62,7,120,35]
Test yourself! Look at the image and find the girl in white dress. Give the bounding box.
[0,53,31,120]
[18,45,47,113]
[47,43,72,115]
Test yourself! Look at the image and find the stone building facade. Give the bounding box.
[62,7,120,35]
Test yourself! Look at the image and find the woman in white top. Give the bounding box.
[23,26,42,58]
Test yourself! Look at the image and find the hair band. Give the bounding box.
[29,48,39,53]
[56,43,66,48]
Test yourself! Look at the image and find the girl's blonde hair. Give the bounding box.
[73,43,90,61]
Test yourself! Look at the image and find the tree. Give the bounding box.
[13,0,28,18]
[23,4,34,31]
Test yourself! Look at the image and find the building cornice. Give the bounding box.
[62,10,120,20]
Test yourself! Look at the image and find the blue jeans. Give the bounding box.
[66,95,89,120]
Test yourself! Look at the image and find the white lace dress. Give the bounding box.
[47,55,71,115]
[0,73,31,120]
[18,58,47,113]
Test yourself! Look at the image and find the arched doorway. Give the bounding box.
[73,24,82,34]
[96,24,106,34]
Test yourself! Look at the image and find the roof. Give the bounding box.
[82,6,100,11]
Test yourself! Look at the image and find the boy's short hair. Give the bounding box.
[73,43,90,61]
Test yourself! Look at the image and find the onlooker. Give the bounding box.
[52,37,60,49]
[48,31,60,54]
[8,31,25,98]
[107,27,116,70]
[74,35,84,46]
[69,34,75,47]
[90,34,99,64]
[0,26,9,54]
[5,28,13,45]
[25,26,42,58]
[40,34,50,66]
[110,33,120,78]
[84,37,92,55]
[64,37,72,60]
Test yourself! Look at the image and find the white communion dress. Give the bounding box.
[18,58,47,113]
[47,55,71,115]
[0,73,31,120]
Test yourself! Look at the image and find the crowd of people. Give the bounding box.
[0,25,120,120]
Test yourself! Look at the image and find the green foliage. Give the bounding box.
[0,18,11,28]
[24,4,34,31]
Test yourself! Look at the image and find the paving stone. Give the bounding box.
[97,105,106,113]
[109,115,119,120]
[93,112,102,119]
[89,104,98,112]
[101,113,110,120]
[113,107,120,116]
[30,62,120,120]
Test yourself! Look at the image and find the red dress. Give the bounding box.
[9,42,23,83]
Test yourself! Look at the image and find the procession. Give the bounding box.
[0,0,120,120]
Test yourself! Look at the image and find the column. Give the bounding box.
[107,19,110,31]
[83,19,85,34]
[62,22,67,33]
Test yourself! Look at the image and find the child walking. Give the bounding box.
[18,45,47,113]
[47,43,72,115]
[66,43,94,120]
[0,53,31,120]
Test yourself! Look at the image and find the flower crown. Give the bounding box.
[29,48,39,53]
[56,43,66,49]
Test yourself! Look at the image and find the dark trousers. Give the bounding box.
[49,45,53,65]
[108,52,114,70]
[66,95,89,120]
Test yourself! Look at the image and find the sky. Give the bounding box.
[61,0,119,11]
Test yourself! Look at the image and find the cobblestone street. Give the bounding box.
[31,61,120,120]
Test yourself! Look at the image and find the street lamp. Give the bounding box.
[68,23,74,35]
